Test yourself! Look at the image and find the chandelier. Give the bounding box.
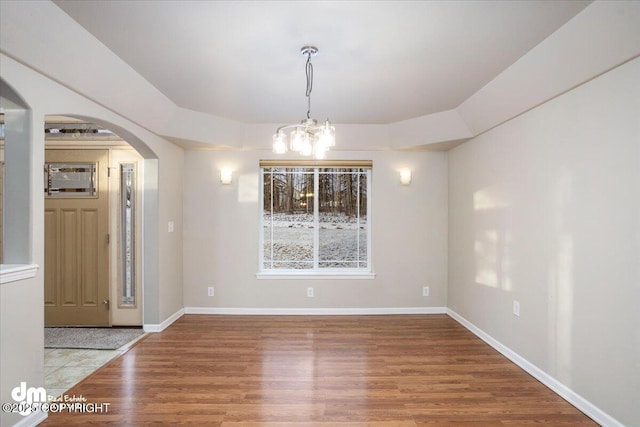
[272,46,335,159]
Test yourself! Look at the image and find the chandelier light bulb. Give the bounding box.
[272,132,287,154]
[301,133,313,156]
[290,128,304,152]
[318,121,335,149]
[326,121,336,147]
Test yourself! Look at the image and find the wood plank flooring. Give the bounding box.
[42,315,598,426]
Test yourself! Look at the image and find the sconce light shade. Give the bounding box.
[220,168,233,185]
[400,169,412,185]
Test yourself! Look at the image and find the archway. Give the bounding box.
[41,116,153,327]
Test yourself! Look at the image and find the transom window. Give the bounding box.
[260,160,372,275]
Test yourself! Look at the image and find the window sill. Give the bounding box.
[256,271,376,280]
[0,264,40,285]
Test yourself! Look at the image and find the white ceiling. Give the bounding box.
[53,0,590,125]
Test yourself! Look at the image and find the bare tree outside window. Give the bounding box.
[262,165,370,272]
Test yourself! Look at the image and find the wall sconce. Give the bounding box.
[399,168,412,185]
[220,168,233,185]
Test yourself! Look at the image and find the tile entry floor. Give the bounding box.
[44,334,144,398]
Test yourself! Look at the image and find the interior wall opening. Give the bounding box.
[42,115,144,327]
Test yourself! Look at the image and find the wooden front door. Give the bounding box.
[44,149,110,326]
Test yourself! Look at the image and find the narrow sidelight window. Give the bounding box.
[120,164,136,306]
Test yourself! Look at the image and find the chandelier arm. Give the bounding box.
[275,123,302,133]
[276,122,324,134]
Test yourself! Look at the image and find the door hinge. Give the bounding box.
[106,233,110,244]
[102,299,110,310]
[107,167,112,177]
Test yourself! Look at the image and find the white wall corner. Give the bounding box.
[456,1,640,136]
[388,109,473,150]
[0,0,176,133]
[143,308,185,333]
[159,106,243,150]
[446,309,625,427]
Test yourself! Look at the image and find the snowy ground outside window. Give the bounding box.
[264,213,367,269]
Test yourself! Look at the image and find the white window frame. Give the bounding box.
[257,160,374,280]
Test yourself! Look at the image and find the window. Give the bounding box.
[259,160,372,277]
[44,163,97,197]
[120,163,136,306]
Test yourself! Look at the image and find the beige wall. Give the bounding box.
[157,142,184,320]
[183,150,448,310]
[448,58,640,426]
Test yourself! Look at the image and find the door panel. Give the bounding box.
[45,149,109,326]
[61,208,78,306]
[81,208,99,305]
[44,209,58,306]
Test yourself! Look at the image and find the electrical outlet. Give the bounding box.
[168,221,174,233]
[422,286,430,297]
[208,287,214,297]
[307,287,314,297]
[513,300,520,317]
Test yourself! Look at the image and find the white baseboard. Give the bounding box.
[143,308,184,332]
[12,409,47,427]
[184,307,447,315]
[446,308,623,427]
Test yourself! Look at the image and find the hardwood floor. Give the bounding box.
[42,315,598,426]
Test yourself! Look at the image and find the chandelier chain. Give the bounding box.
[306,53,313,119]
